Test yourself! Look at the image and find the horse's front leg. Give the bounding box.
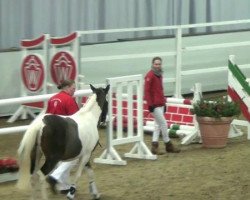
[85,162,101,200]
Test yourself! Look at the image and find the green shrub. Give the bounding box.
[191,97,241,118]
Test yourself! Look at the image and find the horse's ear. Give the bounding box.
[90,84,96,92]
[105,84,110,93]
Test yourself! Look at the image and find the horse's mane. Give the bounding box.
[80,93,97,113]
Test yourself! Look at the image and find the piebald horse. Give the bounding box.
[17,84,110,200]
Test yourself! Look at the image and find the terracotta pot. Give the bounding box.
[196,116,233,148]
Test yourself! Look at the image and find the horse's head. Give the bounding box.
[90,84,110,126]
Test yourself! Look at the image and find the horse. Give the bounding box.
[16,84,110,200]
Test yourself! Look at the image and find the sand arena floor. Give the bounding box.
[0,91,250,200]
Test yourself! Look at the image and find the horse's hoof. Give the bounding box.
[67,185,76,200]
[46,176,58,194]
[67,193,75,200]
[92,193,101,200]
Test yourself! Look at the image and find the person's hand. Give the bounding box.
[164,105,166,113]
[149,106,155,113]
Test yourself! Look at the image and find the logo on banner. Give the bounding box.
[21,54,44,92]
[50,51,76,85]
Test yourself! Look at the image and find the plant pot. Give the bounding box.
[196,116,233,148]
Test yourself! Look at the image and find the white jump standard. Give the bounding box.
[94,75,157,165]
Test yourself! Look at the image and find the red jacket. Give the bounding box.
[144,70,166,108]
[46,91,79,115]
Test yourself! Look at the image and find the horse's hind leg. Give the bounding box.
[30,173,40,200]
[38,171,49,200]
[40,159,59,194]
[85,162,101,200]
[41,158,59,175]
[30,172,48,200]
[30,147,48,200]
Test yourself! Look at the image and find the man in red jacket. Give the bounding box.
[144,57,180,155]
[46,79,79,194]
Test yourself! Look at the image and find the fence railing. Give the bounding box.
[78,19,250,97]
[2,19,250,117]
[0,89,92,135]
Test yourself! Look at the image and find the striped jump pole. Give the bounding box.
[165,97,192,105]
[227,55,250,139]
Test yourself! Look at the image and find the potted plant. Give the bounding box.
[191,96,241,148]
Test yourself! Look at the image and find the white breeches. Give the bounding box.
[50,160,78,190]
[151,106,170,143]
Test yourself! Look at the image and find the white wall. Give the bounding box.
[2,0,250,49]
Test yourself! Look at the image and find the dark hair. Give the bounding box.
[57,79,75,90]
[152,56,162,64]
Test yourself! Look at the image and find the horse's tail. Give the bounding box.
[16,116,43,191]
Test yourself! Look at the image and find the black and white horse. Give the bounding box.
[17,84,110,200]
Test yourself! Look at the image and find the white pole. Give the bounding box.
[0,126,29,135]
[175,26,182,98]
[0,89,92,107]
[229,55,235,64]
[0,89,93,135]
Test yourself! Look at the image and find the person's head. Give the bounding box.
[151,57,163,75]
[57,79,76,96]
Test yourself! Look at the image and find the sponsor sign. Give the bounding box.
[21,54,44,92]
[50,51,76,85]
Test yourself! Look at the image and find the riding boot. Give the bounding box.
[151,142,159,155]
[165,141,181,153]
[151,142,164,155]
